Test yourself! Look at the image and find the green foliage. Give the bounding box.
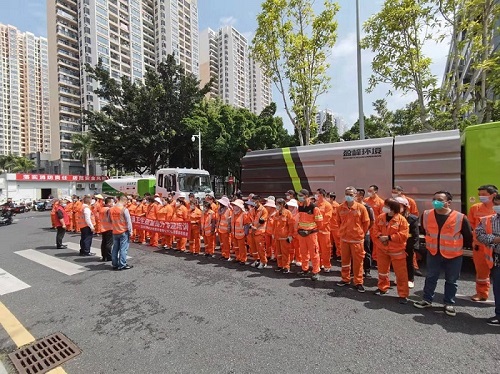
[362,0,439,130]
[0,154,35,173]
[252,0,340,145]
[85,55,211,174]
[314,113,340,144]
[183,100,294,180]
[71,132,94,174]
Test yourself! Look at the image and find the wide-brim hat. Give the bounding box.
[395,197,409,207]
[264,200,276,208]
[231,199,245,210]
[218,196,230,207]
[94,194,104,199]
[286,199,298,208]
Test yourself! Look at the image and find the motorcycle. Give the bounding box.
[0,208,13,226]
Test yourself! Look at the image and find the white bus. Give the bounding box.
[155,168,212,200]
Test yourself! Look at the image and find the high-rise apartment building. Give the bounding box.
[199,26,272,114]
[0,24,50,156]
[47,0,199,174]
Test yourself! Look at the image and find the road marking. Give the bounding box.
[15,249,88,276]
[0,268,31,296]
[0,361,7,374]
[0,301,67,373]
[65,242,131,259]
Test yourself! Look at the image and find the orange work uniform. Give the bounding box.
[136,201,148,243]
[248,204,268,264]
[468,202,495,299]
[297,199,323,274]
[188,206,202,254]
[273,209,295,270]
[146,202,160,247]
[64,202,74,231]
[338,201,370,285]
[290,209,302,264]
[127,202,138,240]
[173,204,189,251]
[372,213,410,298]
[217,207,232,259]
[72,200,82,232]
[265,211,277,259]
[329,200,341,257]
[232,211,251,262]
[93,200,103,234]
[316,198,333,270]
[202,208,216,255]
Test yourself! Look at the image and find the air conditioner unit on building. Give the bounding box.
[76,183,84,190]
[89,183,97,190]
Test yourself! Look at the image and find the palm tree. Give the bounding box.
[0,154,19,172]
[11,157,36,172]
[72,133,94,175]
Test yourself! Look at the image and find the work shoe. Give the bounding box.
[257,263,267,270]
[251,260,260,267]
[374,289,387,296]
[118,265,133,270]
[414,300,432,309]
[408,281,415,289]
[355,284,365,293]
[282,268,291,274]
[399,297,409,304]
[337,280,349,287]
[471,294,487,302]
[239,261,246,265]
[486,316,500,326]
[363,270,371,278]
[311,273,320,281]
[274,267,283,272]
[323,267,331,273]
[444,305,456,317]
[297,270,310,276]
[295,261,302,267]
[414,269,423,276]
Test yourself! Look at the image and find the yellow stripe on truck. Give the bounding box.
[282,147,303,192]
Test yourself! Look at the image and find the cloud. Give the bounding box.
[219,16,238,27]
[331,32,357,59]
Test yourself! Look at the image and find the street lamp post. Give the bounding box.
[356,0,365,140]
[191,130,202,170]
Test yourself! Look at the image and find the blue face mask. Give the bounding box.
[345,196,355,203]
[432,200,445,210]
[297,196,305,202]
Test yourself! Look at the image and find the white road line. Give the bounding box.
[15,249,88,276]
[0,360,8,374]
[65,242,131,259]
[0,267,31,296]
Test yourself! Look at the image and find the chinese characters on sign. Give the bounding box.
[131,216,190,238]
[15,174,109,182]
[342,147,382,159]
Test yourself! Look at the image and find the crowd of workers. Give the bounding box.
[50,184,500,326]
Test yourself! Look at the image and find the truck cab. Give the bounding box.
[155,168,212,200]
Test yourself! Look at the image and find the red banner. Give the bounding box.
[15,174,109,182]
[131,216,190,238]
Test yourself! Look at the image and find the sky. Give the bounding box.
[0,0,450,133]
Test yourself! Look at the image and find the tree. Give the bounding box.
[183,100,293,180]
[342,100,393,140]
[252,0,340,146]
[362,0,438,130]
[0,155,35,173]
[72,133,94,175]
[315,113,340,144]
[85,55,211,174]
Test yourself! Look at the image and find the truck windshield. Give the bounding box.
[178,174,211,193]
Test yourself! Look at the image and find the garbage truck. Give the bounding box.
[241,121,500,215]
[102,168,212,200]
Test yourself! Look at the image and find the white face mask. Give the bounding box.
[314,194,320,200]
[366,192,373,198]
[176,201,181,207]
[382,206,391,214]
[493,206,500,214]
[391,193,399,198]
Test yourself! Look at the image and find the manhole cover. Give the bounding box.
[8,332,81,374]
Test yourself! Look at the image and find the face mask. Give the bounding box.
[285,195,291,200]
[176,201,181,207]
[345,196,354,203]
[233,207,240,214]
[479,196,490,203]
[297,196,305,202]
[432,200,446,210]
[391,193,399,198]
[314,194,320,200]
[61,203,67,207]
[91,199,96,205]
[493,206,500,214]
[382,206,391,214]
[366,192,373,198]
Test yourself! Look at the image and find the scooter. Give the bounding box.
[0,209,13,226]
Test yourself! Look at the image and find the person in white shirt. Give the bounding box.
[79,195,96,256]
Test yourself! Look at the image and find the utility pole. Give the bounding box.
[356,0,365,140]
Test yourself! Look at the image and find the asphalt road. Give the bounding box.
[0,211,498,374]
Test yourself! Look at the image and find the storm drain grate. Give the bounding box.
[8,332,81,374]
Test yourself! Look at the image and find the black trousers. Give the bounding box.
[406,243,415,282]
[56,227,66,247]
[101,230,113,260]
[80,226,93,254]
[363,233,372,272]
